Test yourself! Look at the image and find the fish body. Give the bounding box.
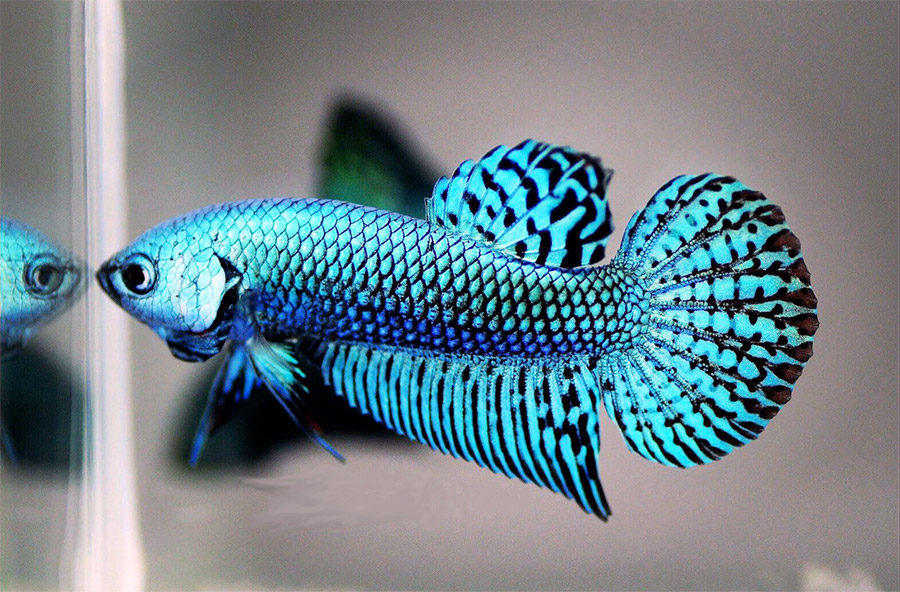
[1,217,84,359]
[129,198,629,358]
[97,141,818,518]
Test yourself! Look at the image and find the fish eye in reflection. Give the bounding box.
[0,217,85,360]
[97,140,819,520]
[1,217,85,466]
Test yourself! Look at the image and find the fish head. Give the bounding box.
[0,217,85,358]
[96,215,242,362]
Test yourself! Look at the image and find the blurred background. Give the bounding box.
[2,2,898,590]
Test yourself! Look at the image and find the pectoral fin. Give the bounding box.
[190,344,259,466]
[244,336,344,462]
[190,334,343,466]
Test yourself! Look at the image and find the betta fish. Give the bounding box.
[1,217,84,359]
[96,141,817,519]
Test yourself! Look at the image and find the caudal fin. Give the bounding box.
[600,174,818,467]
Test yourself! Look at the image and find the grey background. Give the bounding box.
[2,1,898,590]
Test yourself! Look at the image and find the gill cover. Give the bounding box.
[162,253,241,362]
[171,253,241,334]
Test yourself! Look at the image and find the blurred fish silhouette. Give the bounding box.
[1,348,83,470]
[1,217,84,463]
[96,140,817,518]
[317,97,439,218]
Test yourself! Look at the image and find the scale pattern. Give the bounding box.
[193,198,640,359]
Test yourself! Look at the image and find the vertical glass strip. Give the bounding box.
[68,0,145,588]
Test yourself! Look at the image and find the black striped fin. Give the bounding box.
[426,140,613,267]
[314,342,611,518]
[601,174,818,467]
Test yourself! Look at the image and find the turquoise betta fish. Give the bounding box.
[1,217,84,359]
[96,141,817,518]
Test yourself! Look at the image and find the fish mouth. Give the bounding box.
[95,262,122,306]
[166,338,215,362]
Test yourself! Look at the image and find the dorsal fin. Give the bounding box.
[426,140,613,267]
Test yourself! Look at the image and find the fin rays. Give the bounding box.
[603,174,818,467]
[427,140,614,268]
[315,342,611,519]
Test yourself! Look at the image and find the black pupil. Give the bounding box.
[35,266,58,288]
[123,264,150,293]
[30,264,63,294]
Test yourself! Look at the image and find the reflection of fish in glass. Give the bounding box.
[1,217,84,464]
[0,217,84,359]
[96,141,818,519]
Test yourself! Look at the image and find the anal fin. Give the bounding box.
[314,342,611,519]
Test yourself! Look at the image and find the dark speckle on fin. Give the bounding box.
[601,174,818,468]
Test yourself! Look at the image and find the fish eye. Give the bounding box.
[24,255,65,297]
[120,253,156,296]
